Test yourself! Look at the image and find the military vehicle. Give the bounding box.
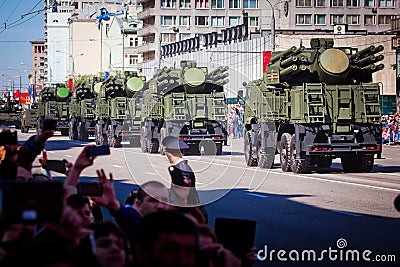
[94,72,146,147]
[244,38,383,173]
[37,84,71,135]
[20,108,38,133]
[0,95,23,127]
[69,77,98,141]
[141,60,228,155]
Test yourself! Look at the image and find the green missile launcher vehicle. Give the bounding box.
[244,38,384,173]
[141,60,228,155]
[36,84,71,135]
[94,72,146,147]
[0,95,23,128]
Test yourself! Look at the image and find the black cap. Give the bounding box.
[162,136,189,150]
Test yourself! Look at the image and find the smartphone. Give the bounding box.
[77,182,104,196]
[214,218,256,260]
[1,181,64,224]
[42,117,58,131]
[46,160,67,174]
[87,144,110,158]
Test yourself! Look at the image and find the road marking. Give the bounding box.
[112,164,123,168]
[375,172,400,177]
[144,172,157,175]
[246,192,269,198]
[111,149,400,192]
[47,151,55,154]
[65,155,73,158]
[330,210,363,217]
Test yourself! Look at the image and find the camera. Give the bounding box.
[0,131,18,146]
[87,144,110,158]
[77,182,104,196]
[46,160,67,174]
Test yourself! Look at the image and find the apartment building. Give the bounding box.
[29,40,47,92]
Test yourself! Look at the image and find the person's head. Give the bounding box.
[162,136,189,163]
[134,181,170,216]
[66,194,95,226]
[89,221,130,267]
[134,211,198,267]
[197,224,217,249]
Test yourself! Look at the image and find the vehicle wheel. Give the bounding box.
[279,133,292,172]
[216,143,222,155]
[159,128,166,155]
[61,129,69,136]
[148,138,159,153]
[21,126,25,133]
[78,122,89,142]
[140,127,148,153]
[69,121,78,140]
[25,127,30,133]
[316,157,332,168]
[244,130,257,167]
[290,135,311,173]
[108,125,121,148]
[257,138,274,169]
[341,157,361,173]
[360,154,374,172]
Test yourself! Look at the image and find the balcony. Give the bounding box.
[137,8,157,20]
[138,26,157,37]
[136,42,157,54]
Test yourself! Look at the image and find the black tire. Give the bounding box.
[316,157,332,168]
[341,157,361,173]
[360,154,374,172]
[280,133,292,172]
[148,138,159,153]
[140,127,148,153]
[256,138,274,169]
[216,143,222,155]
[244,130,257,167]
[78,122,88,142]
[69,121,78,140]
[159,128,166,155]
[290,135,311,173]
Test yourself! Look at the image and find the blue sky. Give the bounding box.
[0,0,44,91]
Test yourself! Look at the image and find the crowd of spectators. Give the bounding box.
[0,120,255,267]
[381,113,400,145]
[226,104,244,139]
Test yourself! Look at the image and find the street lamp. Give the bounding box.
[7,67,22,93]
[264,0,288,51]
[55,50,84,80]
[89,39,121,72]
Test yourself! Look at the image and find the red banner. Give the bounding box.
[68,78,74,92]
[263,51,272,73]
[20,93,30,104]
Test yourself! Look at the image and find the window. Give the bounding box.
[248,16,259,26]
[195,0,209,8]
[229,16,241,26]
[379,0,394,6]
[296,14,312,24]
[129,38,139,47]
[346,14,359,24]
[346,0,359,6]
[211,16,225,26]
[161,16,177,26]
[179,16,191,26]
[229,0,240,8]
[315,0,325,6]
[331,14,344,24]
[180,0,191,8]
[364,15,376,25]
[296,0,312,6]
[243,0,258,8]
[378,15,392,24]
[129,55,139,65]
[180,33,191,40]
[161,33,177,43]
[195,16,209,26]
[315,14,326,24]
[212,0,224,8]
[161,0,177,8]
[364,0,374,7]
[331,0,344,6]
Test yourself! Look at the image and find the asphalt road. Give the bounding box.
[16,130,400,266]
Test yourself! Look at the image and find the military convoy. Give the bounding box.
[37,84,71,135]
[140,60,229,155]
[243,38,384,173]
[20,108,38,133]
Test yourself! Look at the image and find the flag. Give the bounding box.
[263,51,272,73]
